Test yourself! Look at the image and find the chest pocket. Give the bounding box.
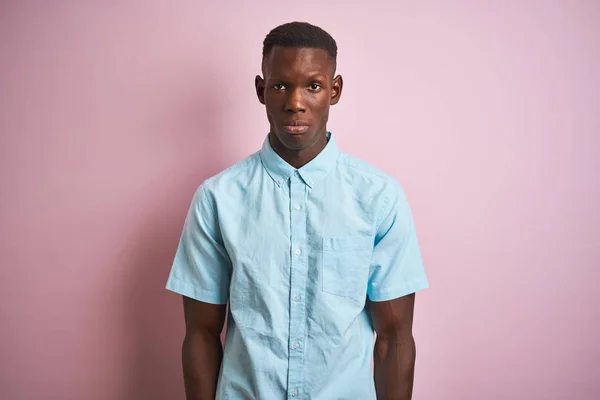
[322,236,373,299]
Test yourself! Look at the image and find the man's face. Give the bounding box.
[256,46,343,152]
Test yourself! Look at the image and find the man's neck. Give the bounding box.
[269,132,328,169]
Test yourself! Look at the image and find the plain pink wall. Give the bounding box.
[1,1,599,399]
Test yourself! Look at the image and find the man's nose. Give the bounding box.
[285,88,306,113]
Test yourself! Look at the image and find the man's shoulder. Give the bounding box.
[336,152,402,194]
[197,151,261,195]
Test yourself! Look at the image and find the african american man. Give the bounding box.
[166,21,429,400]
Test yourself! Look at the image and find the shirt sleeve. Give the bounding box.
[367,183,429,302]
[165,184,231,304]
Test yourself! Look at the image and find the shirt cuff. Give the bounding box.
[368,278,429,302]
[165,275,228,305]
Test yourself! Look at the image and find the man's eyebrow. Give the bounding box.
[305,72,328,79]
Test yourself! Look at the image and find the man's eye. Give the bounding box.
[309,84,322,90]
[273,84,286,90]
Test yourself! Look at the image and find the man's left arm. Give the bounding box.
[367,182,429,400]
[369,294,417,400]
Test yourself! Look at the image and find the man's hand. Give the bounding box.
[181,296,227,400]
[369,294,417,400]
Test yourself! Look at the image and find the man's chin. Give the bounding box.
[275,131,313,150]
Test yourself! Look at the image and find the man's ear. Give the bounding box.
[255,75,265,105]
[330,74,343,105]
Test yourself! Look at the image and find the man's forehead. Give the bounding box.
[263,46,334,76]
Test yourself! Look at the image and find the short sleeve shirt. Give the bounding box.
[166,132,429,400]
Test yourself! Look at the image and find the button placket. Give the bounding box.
[288,174,308,398]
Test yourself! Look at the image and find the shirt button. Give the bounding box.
[294,204,302,210]
[294,171,300,177]
[293,342,300,349]
[291,389,298,397]
[294,295,301,302]
[295,249,301,256]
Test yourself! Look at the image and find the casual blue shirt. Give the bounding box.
[166,132,429,399]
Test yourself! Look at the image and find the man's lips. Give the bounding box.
[282,123,309,134]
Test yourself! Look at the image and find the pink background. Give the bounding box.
[1,1,599,399]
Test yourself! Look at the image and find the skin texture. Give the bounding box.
[181,297,226,400]
[180,45,418,400]
[370,294,418,400]
[255,46,342,169]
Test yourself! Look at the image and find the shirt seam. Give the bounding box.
[374,193,391,232]
[200,184,217,218]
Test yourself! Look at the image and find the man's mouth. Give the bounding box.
[282,122,310,134]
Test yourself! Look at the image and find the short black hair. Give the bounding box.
[262,22,337,71]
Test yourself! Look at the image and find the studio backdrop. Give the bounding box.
[1,1,599,399]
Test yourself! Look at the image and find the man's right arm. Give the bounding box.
[181,296,227,400]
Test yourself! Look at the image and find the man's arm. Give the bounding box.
[181,296,227,400]
[369,294,417,400]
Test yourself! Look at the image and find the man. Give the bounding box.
[166,21,429,400]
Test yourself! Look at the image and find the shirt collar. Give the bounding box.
[259,131,339,188]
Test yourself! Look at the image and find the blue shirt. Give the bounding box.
[166,132,429,399]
